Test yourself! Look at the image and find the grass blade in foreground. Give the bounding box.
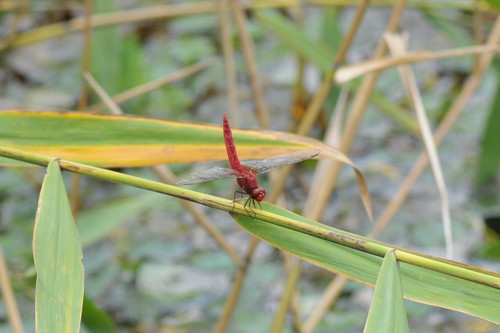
[364,251,409,333]
[33,160,84,333]
[233,203,500,324]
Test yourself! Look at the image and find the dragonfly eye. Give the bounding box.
[253,188,266,202]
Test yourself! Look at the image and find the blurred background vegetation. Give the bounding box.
[0,0,499,332]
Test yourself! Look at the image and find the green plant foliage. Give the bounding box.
[33,160,84,333]
[364,251,409,333]
[91,0,145,99]
[476,59,500,185]
[254,9,334,72]
[82,296,117,333]
[482,0,500,9]
[78,192,166,247]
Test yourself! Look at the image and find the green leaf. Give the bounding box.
[33,159,84,333]
[82,295,117,333]
[482,0,500,10]
[423,10,473,48]
[233,203,500,324]
[91,0,145,97]
[78,192,165,247]
[476,59,500,184]
[254,9,334,72]
[364,251,409,333]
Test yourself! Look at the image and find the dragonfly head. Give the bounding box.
[251,188,266,202]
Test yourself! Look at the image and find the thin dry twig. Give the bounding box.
[270,258,302,333]
[216,0,239,122]
[6,0,305,49]
[87,59,217,113]
[335,43,500,83]
[384,32,453,258]
[0,246,24,333]
[71,0,92,217]
[230,0,269,128]
[82,71,244,268]
[373,14,500,237]
[214,238,259,333]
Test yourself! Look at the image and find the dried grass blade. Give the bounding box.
[87,59,216,112]
[335,44,500,84]
[216,0,238,121]
[384,32,454,259]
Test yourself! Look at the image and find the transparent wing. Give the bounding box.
[177,166,241,185]
[242,149,320,174]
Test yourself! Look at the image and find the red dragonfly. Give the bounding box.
[178,114,319,209]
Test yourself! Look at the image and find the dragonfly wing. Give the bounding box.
[177,167,240,185]
[242,149,320,174]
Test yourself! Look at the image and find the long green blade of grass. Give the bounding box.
[33,160,84,333]
[476,59,500,185]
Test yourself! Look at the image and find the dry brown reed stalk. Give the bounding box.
[372,14,500,237]
[71,0,93,217]
[335,44,500,83]
[0,0,27,50]
[5,0,492,51]
[231,0,269,128]
[305,10,500,333]
[78,0,92,111]
[0,1,354,52]
[216,0,239,122]
[302,1,407,331]
[287,6,307,127]
[87,59,216,113]
[472,3,486,71]
[270,256,302,333]
[384,32,453,258]
[0,245,24,333]
[310,0,488,10]
[214,239,259,333]
[82,71,244,268]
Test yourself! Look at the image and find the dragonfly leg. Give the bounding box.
[231,191,260,218]
[243,197,259,219]
[232,190,247,212]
